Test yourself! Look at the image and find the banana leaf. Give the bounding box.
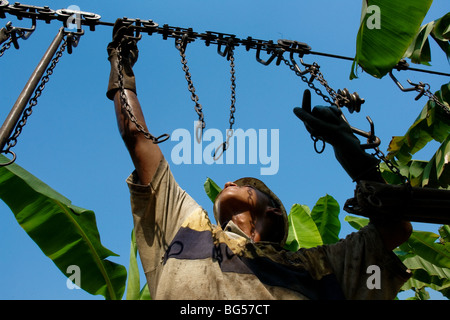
[125,228,151,300]
[0,155,127,300]
[387,82,450,163]
[285,204,323,251]
[204,177,222,203]
[405,12,450,65]
[125,229,140,300]
[351,0,433,79]
[310,194,340,245]
[402,230,450,270]
[400,253,450,299]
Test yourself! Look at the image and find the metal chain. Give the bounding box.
[117,43,170,144]
[372,146,411,187]
[0,36,69,166]
[214,48,237,160]
[0,36,12,57]
[424,88,450,116]
[176,36,205,144]
[281,57,346,107]
[281,57,337,152]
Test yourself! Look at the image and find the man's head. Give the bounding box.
[213,177,288,245]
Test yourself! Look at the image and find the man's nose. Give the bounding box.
[224,182,237,189]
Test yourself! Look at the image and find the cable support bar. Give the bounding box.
[1,1,449,77]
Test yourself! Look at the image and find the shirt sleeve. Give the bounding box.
[323,223,411,300]
[126,157,201,275]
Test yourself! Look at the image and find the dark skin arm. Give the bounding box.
[294,90,412,251]
[114,89,162,185]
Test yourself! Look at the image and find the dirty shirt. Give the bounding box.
[126,158,411,300]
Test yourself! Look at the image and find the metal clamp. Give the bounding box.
[5,19,36,49]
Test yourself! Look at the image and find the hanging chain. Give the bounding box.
[214,48,237,160]
[424,86,450,116]
[372,146,411,187]
[0,36,12,57]
[281,56,340,153]
[176,35,205,144]
[281,57,344,107]
[117,43,170,144]
[0,35,69,166]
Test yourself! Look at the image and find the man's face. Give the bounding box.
[215,182,269,227]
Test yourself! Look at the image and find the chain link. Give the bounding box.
[117,43,170,144]
[372,147,411,187]
[0,36,12,57]
[281,56,338,153]
[214,48,237,160]
[0,35,69,166]
[176,35,238,158]
[282,57,343,107]
[424,88,450,116]
[176,36,205,144]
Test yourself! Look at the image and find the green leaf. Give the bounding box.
[310,194,340,245]
[387,82,450,163]
[406,12,450,66]
[344,215,369,231]
[285,204,323,251]
[139,283,151,300]
[430,12,450,63]
[125,229,140,300]
[439,225,450,243]
[0,155,127,300]
[400,253,450,299]
[404,22,434,66]
[404,231,450,269]
[351,0,433,79]
[204,177,222,203]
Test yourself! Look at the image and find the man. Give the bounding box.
[107,20,412,299]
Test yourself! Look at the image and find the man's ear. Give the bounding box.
[266,206,283,216]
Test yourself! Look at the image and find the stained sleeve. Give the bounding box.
[323,223,411,300]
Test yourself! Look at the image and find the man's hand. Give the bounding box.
[106,19,139,100]
[293,89,358,148]
[293,90,383,183]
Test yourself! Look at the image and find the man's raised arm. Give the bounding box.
[106,20,163,185]
[294,90,412,250]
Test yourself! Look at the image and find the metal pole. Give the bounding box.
[0,27,65,152]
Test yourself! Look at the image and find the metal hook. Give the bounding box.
[195,119,204,144]
[255,40,284,66]
[217,36,236,60]
[65,30,84,54]
[389,70,428,101]
[345,115,381,150]
[175,32,190,52]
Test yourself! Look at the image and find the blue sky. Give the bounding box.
[0,0,448,300]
